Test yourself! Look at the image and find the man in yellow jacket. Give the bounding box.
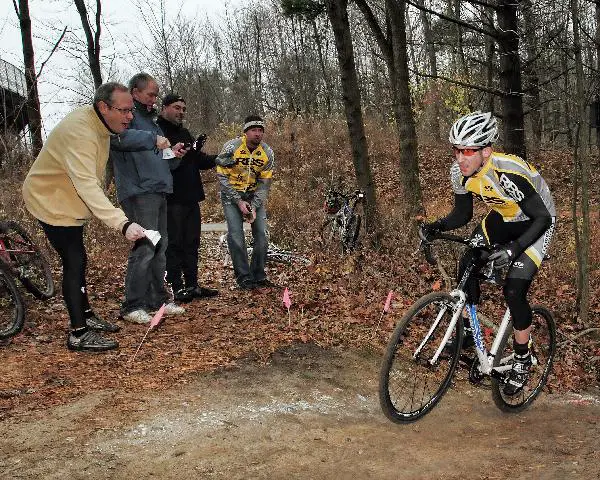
[22,82,156,352]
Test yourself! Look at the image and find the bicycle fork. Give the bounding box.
[415,290,466,364]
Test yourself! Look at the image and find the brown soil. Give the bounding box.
[1,344,598,480]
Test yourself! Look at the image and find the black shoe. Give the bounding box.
[174,287,194,303]
[255,278,278,288]
[503,352,532,396]
[238,279,257,290]
[85,314,120,333]
[189,286,219,298]
[67,330,119,352]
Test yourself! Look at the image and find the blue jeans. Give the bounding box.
[121,193,169,313]
[222,198,267,285]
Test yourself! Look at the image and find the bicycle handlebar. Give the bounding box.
[418,226,502,283]
[326,189,365,201]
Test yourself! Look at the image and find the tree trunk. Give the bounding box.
[311,18,333,115]
[595,1,600,146]
[521,0,541,148]
[496,0,526,158]
[570,0,591,325]
[386,0,423,220]
[417,0,441,140]
[15,0,43,156]
[74,0,103,89]
[324,0,378,236]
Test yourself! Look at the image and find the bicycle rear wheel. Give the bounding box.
[379,292,463,423]
[2,221,55,299]
[320,217,343,253]
[0,266,25,340]
[491,306,556,413]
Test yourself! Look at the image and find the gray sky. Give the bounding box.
[0,0,242,133]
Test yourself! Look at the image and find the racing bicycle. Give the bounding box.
[378,230,556,423]
[320,189,365,253]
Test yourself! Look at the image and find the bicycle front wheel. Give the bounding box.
[379,292,463,423]
[0,267,25,340]
[343,214,361,251]
[491,306,556,413]
[3,221,55,299]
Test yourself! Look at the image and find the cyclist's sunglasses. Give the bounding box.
[452,146,483,157]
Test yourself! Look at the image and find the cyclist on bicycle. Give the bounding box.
[421,111,556,396]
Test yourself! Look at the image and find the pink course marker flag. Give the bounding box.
[150,303,166,328]
[129,303,166,364]
[282,288,291,310]
[383,290,393,313]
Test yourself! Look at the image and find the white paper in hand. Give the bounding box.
[144,229,161,246]
[162,147,176,159]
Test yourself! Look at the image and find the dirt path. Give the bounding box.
[1,345,598,480]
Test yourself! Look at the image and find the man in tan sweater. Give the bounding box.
[22,82,160,352]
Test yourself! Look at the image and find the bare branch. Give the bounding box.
[36,26,68,79]
[411,69,505,96]
[405,0,499,41]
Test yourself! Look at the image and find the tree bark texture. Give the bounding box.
[16,0,43,156]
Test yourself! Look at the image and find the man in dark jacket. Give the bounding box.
[157,93,218,302]
[109,74,187,323]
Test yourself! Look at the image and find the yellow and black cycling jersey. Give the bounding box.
[450,151,556,221]
[215,135,274,207]
[435,151,556,269]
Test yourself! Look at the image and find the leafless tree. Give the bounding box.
[13,0,43,155]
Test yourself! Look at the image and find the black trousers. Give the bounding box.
[165,202,201,290]
[40,222,91,329]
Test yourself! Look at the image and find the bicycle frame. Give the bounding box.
[415,232,517,380]
[0,236,36,269]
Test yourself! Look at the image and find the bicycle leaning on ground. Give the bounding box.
[218,231,311,267]
[378,228,556,423]
[320,188,365,253]
[0,220,55,340]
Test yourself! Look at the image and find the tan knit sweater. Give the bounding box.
[22,106,128,230]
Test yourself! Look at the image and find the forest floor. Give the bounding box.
[1,344,599,479]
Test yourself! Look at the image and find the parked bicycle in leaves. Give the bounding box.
[219,231,311,267]
[0,220,55,340]
[320,189,365,253]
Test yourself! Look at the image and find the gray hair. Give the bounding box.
[93,82,129,105]
[128,73,155,93]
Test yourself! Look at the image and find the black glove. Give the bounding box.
[488,242,519,269]
[419,222,442,242]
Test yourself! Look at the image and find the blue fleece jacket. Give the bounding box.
[109,100,178,202]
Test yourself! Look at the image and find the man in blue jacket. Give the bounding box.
[109,73,186,324]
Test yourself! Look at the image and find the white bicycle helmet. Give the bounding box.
[448,111,499,147]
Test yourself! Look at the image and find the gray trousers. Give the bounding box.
[121,193,169,313]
